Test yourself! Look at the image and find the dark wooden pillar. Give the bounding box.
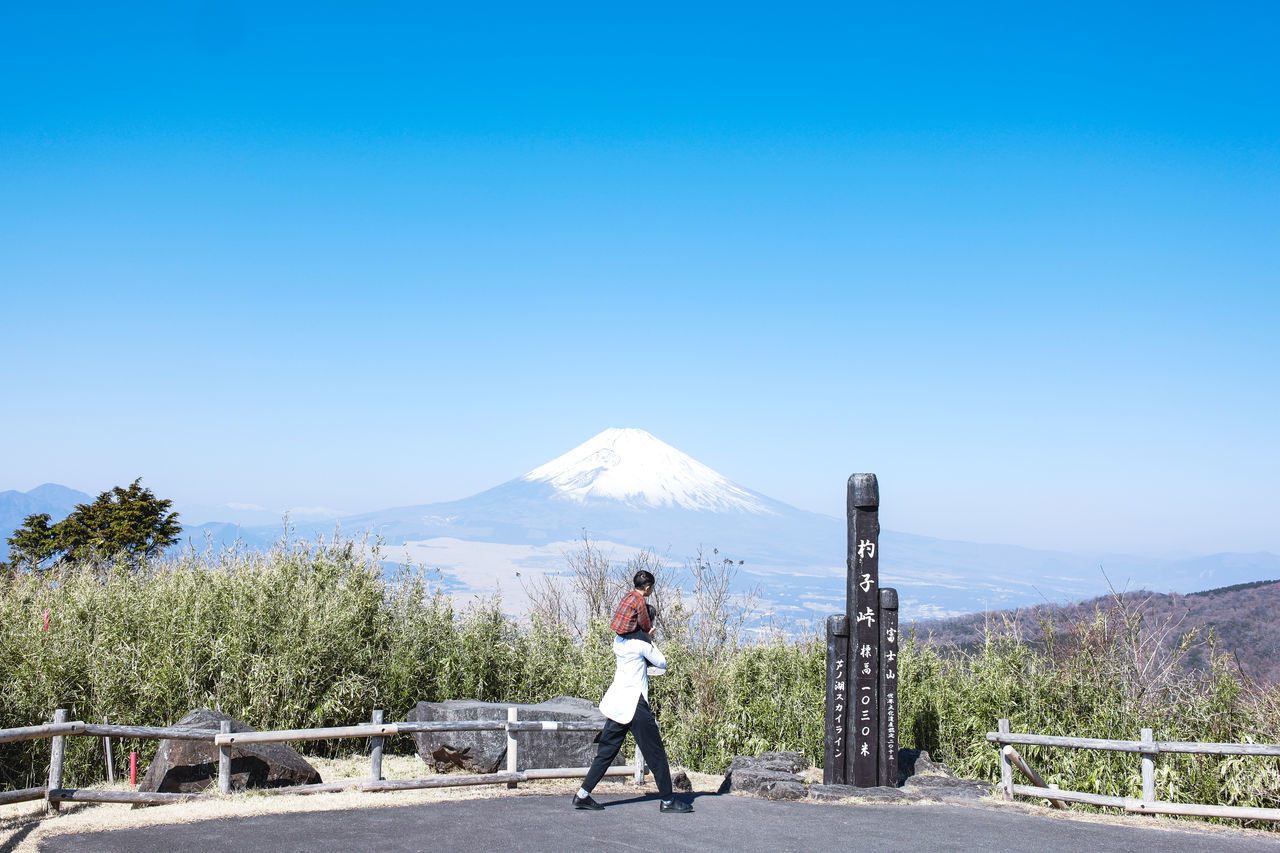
[878,587,900,787]
[846,473,880,786]
[824,614,849,785]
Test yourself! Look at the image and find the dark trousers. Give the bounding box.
[582,697,673,798]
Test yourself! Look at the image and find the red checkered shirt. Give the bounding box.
[609,589,651,635]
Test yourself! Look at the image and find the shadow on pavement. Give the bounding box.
[597,790,723,809]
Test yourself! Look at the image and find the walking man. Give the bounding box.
[572,571,692,813]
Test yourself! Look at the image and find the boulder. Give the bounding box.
[140,709,321,794]
[901,773,996,802]
[672,770,693,793]
[406,697,621,774]
[755,776,809,800]
[898,748,953,781]
[720,753,809,799]
[752,751,809,774]
[721,752,808,782]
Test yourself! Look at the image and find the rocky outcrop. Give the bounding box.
[406,697,620,774]
[140,709,321,794]
[896,749,996,801]
[720,751,810,800]
[901,773,995,802]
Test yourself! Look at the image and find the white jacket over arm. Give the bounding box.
[598,637,667,724]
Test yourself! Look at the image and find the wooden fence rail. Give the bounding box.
[0,787,48,807]
[989,718,1280,823]
[0,708,644,809]
[0,723,85,745]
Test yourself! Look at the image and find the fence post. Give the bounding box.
[633,740,644,785]
[369,710,384,782]
[1140,727,1156,806]
[47,709,68,811]
[218,720,232,794]
[997,718,1013,800]
[103,715,115,783]
[506,707,518,789]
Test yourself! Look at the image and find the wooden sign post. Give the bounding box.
[824,614,849,785]
[847,474,880,786]
[824,473,899,788]
[878,587,899,787]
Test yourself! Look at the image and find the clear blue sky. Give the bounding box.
[3,2,1277,556]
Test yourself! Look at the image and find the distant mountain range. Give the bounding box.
[0,485,350,559]
[6,428,1280,623]
[915,578,1280,684]
[0,483,92,556]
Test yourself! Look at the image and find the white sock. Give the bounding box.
[577,787,590,799]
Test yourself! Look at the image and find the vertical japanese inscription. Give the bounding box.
[846,473,880,786]
[878,587,900,787]
[824,614,849,785]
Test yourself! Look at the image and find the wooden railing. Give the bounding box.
[1,708,642,808]
[989,718,1280,822]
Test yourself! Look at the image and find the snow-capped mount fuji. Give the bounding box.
[521,428,772,514]
[309,428,830,562]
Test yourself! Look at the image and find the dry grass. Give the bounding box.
[0,755,724,853]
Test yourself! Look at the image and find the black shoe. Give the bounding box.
[659,798,693,813]
[573,794,604,811]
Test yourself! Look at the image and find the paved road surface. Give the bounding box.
[39,792,1280,852]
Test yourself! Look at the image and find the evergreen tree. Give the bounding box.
[4,513,58,571]
[3,479,181,571]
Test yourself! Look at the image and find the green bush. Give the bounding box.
[3,542,1279,825]
[895,610,1280,813]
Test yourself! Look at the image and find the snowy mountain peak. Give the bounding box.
[522,428,770,513]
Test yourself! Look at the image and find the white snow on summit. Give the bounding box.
[522,428,771,513]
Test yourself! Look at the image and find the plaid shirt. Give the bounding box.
[608,589,651,635]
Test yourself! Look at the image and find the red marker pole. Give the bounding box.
[42,609,50,631]
[130,751,138,786]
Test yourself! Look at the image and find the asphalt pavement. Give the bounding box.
[38,792,1280,852]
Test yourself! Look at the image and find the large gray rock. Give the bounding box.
[140,709,321,794]
[894,748,994,801]
[406,697,621,774]
[901,773,996,802]
[720,752,809,799]
[751,751,809,774]
[898,748,953,781]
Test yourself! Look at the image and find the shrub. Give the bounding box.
[2,538,1278,825]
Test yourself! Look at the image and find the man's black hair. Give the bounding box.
[633,569,655,590]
